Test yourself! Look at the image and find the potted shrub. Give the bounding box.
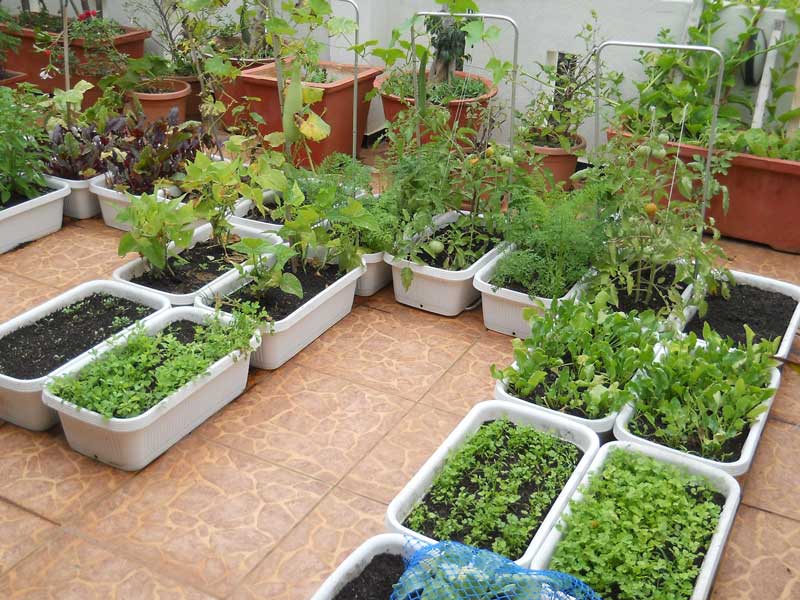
[474,186,603,336]
[5,4,150,100]
[386,401,599,566]
[616,326,781,476]
[42,307,261,470]
[681,268,800,360]
[0,84,70,254]
[531,441,740,600]
[238,0,380,164]
[89,114,203,229]
[613,0,800,251]
[0,280,169,431]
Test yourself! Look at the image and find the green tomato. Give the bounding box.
[652,147,667,160]
[634,145,651,157]
[657,133,670,144]
[427,240,444,255]
[499,155,514,168]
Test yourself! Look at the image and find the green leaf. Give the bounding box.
[280,272,304,298]
[401,266,414,291]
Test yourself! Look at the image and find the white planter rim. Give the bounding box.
[44,172,105,190]
[0,181,70,222]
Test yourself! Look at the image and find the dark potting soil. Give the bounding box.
[161,320,199,345]
[615,263,686,314]
[423,225,498,271]
[332,553,406,600]
[243,207,283,225]
[0,293,155,380]
[131,239,246,295]
[227,263,343,321]
[684,284,798,346]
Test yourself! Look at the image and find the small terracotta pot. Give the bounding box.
[526,135,586,189]
[375,71,497,141]
[171,74,203,121]
[131,78,192,123]
[0,69,27,87]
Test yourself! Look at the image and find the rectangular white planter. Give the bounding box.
[385,213,505,316]
[614,363,781,476]
[385,400,599,567]
[196,261,365,370]
[113,223,281,306]
[0,280,170,431]
[44,173,104,219]
[310,534,426,600]
[679,269,800,360]
[0,181,69,254]
[356,251,392,296]
[42,307,259,470]
[90,177,183,231]
[530,441,741,599]
[473,244,585,337]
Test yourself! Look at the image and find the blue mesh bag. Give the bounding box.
[390,541,600,600]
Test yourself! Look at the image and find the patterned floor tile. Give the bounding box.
[0,221,126,289]
[197,364,413,483]
[711,506,800,600]
[231,487,386,600]
[772,365,800,425]
[0,271,60,324]
[0,501,55,575]
[419,331,513,417]
[742,421,800,521]
[0,531,214,600]
[75,436,329,598]
[340,404,462,504]
[0,425,133,523]
[720,238,800,285]
[295,305,481,401]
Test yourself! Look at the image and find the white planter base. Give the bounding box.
[0,281,170,431]
[356,251,392,296]
[530,441,741,598]
[45,173,104,219]
[0,182,69,254]
[42,308,258,470]
[385,400,599,566]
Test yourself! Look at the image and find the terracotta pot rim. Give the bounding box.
[132,78,191,100]
[532,134,587,156]
[240,60,383,91]
[0,23,151,46]
[374,70,498,107]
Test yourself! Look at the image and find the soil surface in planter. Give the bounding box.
[243,206,284,225]
[162,320,199,345]
[493,273,579,299]
[331,553,406,600]
[227,263,343,321]
[404,419,581,559]
[684,284,798,345]
[131,239,246,295]
[422,225,498,271]
[510,368,597,420]
[615,263,686,314]
[0,293,154,380]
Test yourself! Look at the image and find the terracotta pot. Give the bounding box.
[526,135,586,189]
[172,74,203,121]
[0,22,150,95]
[131,78,191,123]
[220,57,274,129]
[239,60,383,165]
[0,69,27,87]
[609,128,800,253]
[375,71,497,140]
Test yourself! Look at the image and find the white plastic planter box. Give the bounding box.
[614,364,780,477]
[0,280,170,431]
[90,177,183,231]
[679,269,800,359]
[42,307,260,470]
[356,251,392,296]
[0,180,69,254]
[113,223,281,306]
[196,260,365,369]
[530,441,741,599]
[311,534,426,600]
[474,245,585,337]
[385,400,599,566]
[494,364,618,436]
[44,173,105,219]
[385,213,505,316]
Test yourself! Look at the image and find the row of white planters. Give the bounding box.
[313,402,741,600]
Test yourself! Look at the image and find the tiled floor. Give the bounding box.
[0,218,798,599]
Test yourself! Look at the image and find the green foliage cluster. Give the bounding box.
[381,71,488,105]
[48,312,258,419]
[405,419,581,559]
[550,449,723,600]
[628,324,779,461]
[491,294,660,419]
[0,85,48,204]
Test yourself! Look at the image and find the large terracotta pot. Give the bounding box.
[131,78,191,123]
[375,71,497,137]
[172,74,203,121]
[0,69,27,87]
[0,22,150,95]
[239,60,383,165]
[220,57,274,129]
[527,135,586,189]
